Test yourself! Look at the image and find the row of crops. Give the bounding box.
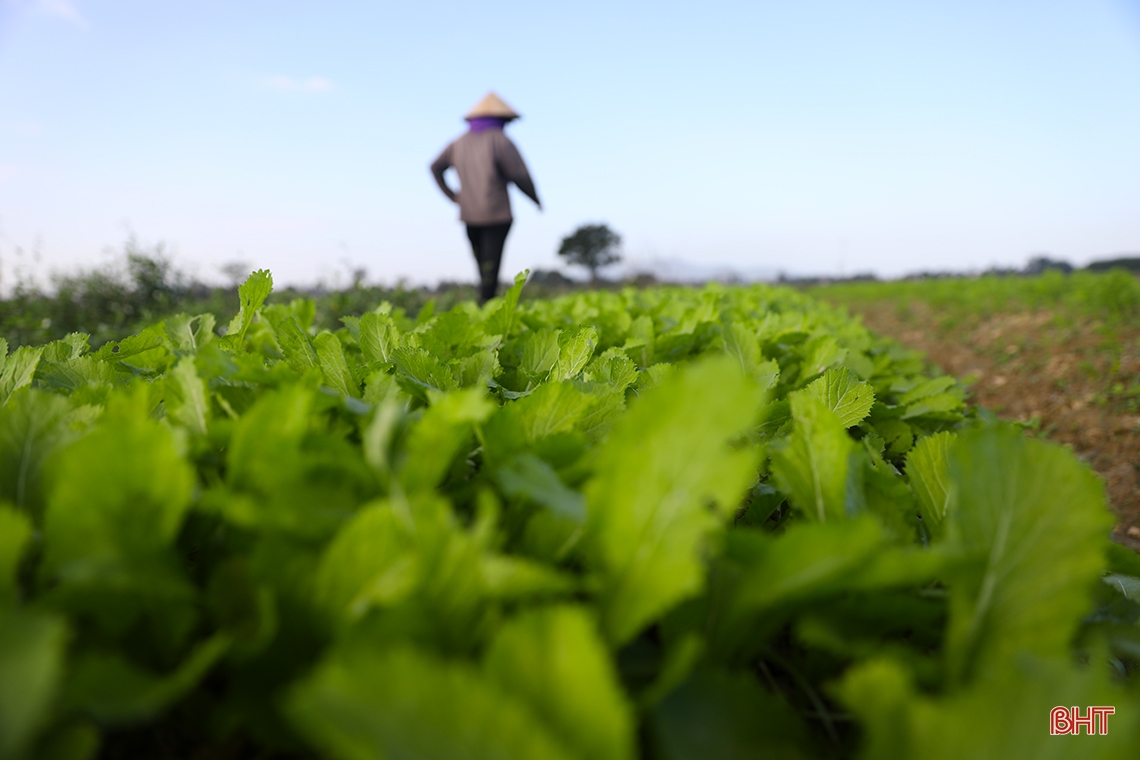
[813,268,1140,323]
[1,271,1139,759]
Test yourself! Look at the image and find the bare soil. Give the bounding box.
[833,300,1140,551]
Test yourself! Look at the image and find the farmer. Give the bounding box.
[430,92,541,304]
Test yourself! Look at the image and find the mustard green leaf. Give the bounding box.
[484,270,529,338]
[871,418,915,457]
[519,511,583,564]
[0,390,80,518]
[224,386,371,537]
[583,348,639,391]
[93,324,167,364]
[479,555,577,600]
[639,633,706,709]
[43,414,194,573]
[226,385,311,489]
[357,312,400,363]
[0,345,43,406]
[289,297,317,331]
[313,504,417,623]
[803,367,876,428]
[495,453,586,523]
[0,506,31,606]
[164,312,215,354]
[722,321,762,377]
[41,333,89,362]
[0,609,68,760]
[624,314,655,368]
[34,720,99,760]
[455,350,499,387]
[361,397,408,482]
[906,431,956,540]
[65,635,230,724]
[588,356,767,645]
[223,269,273,348]
[519,328,562,384]
[35,356,116,395]
[798,334,847,383]
[265,307,319,376]
[727,517,886,621]
[552,326,598,381]
[899,375,957,405]
[390,346,457,402]
[650,670,813,760]
[287,644,576,760]
[426,309,482,353]
[164,356,208,436]
[399,388,494,496]
[839,656,1140,760]
[314,332,360,398]
[485,606,636,760]
[771,391,853,521]
[902,393,964,420]
[945,426,1113,683]
[484,381,597,461]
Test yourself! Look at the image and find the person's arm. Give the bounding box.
[430,144,458,203]
[495,135,541,209]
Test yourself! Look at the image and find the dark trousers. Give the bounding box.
[465,222,512,304]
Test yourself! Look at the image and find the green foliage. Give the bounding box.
[943,426,1112,683]
[906,431,955,540]
[0,270,1135,758]
[840,655,1140,760]
[485,606,635,760]
[0,507,32,606]
[803,367,875,428]
[586,357,767,645]
[771,392,853,521]
[650,670,813,760]
[815,269,1140,324]
[0,344,44,405]
[288,645,577,760]
[65,635,231,724]
[0,610,68,760]
[223,269,273,348]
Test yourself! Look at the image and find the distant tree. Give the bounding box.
[1024,255,1073,275]
[1086,256,1140,274]
[557,223,622,283]
[219,260,253,289]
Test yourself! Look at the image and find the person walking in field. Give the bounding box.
[430,92,541,304]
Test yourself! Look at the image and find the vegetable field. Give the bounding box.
[815,270,1140,550]
[2,272,1139,759]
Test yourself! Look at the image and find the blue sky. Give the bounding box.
[1,0,1139,288]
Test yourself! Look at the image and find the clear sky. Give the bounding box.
[2,0,1139,289]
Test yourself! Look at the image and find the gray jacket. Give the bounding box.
[431,130,540,225]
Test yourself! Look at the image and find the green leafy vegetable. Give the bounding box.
[803,367,875,427]
[771,392,852,521]
[1,273,1132,759]
[906,431,955,539]
[485,605,635,760]
[288,645,576,760]
[587,356,767,645]
[0,609,68,760]
[223,269,273,348]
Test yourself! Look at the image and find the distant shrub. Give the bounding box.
[0,239,220,348]
[1086,256,1140,274]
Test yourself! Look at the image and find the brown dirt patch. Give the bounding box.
[833,299,1140,550]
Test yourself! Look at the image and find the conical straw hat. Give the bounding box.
[465,91,520,121]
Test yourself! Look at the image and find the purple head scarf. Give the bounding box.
[467,116,507,133]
